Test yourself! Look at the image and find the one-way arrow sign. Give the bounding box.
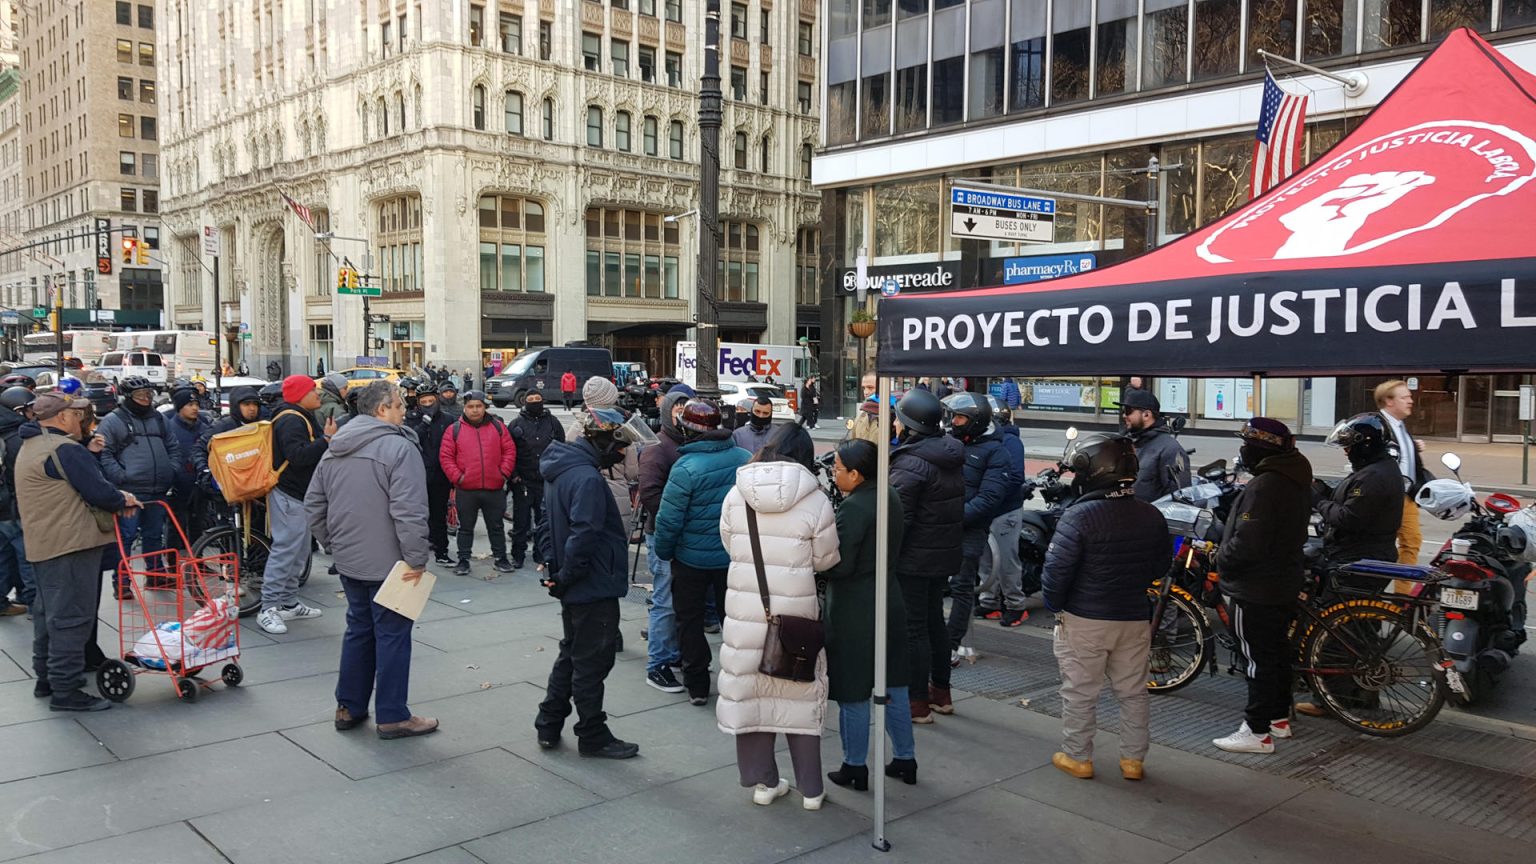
[963,217,977,232]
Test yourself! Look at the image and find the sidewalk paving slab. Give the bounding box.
[6,822,230,864]
[0,718,118,785]
[393,849,484,864]
[1265,787,1536,864]
[190,748,601,864]
[0,648,29,684]
[0,678,55,728]
[0,733,349,862]
[462,764,871,864]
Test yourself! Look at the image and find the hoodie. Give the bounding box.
[314,374,349,425]
[638,391,690,534]
[1215,448,1314,605]
[192,387,260,476]
[305,416,430,580]
[538,439,629,605]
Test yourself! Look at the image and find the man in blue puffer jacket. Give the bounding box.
[1042,433,1168,782]
[941,393,1015,680]
[652,400,750,705]
[978,406,1030,626]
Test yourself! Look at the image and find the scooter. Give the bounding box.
[1421,453,1530,705]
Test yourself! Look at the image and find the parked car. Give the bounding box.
[718,381,796,422]
[96,350,170,388]
[328,367,402,391]
[487,346,613,407]
[34,370,120,416]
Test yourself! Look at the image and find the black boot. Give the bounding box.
[827,763,869,791]
[885,758,918,785]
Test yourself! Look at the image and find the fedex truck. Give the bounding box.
[674,341,808,406]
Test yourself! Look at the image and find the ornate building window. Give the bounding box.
[795,227,819,306]
[505,91,524,135]
[542,98,555,140]
[669,120,684,159]
[472,85,486,130]
[717,221,760,302]
[584,207,681,300]
[374,195,423,294]
[733,131,747,169]
[759,135,770,173]
[587,106,603,146]
[643,116,658,156]
[615,110,632,152]
[478,195,547,293]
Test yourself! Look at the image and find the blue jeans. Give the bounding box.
[108,498,169,579]
[0,519,35,607]
[645,534,680,674]
[336,575,414,725]
[838,686,916,766]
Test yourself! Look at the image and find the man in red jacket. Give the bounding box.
[439,390,517,576]
[559,370,578,411]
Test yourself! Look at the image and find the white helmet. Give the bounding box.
[1415,478,1476,521]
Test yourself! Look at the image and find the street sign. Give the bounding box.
[1520,385,1534,421]
[240,332,252,341]
[949,187,1056,244]
[880,278,901,298]
[367,313,392,324]
[95,218,112,275]
[201,225,221,257]
[30,307,46,320]
[338,285,383,297]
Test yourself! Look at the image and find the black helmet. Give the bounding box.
[678,399,721,440]
[1327,412,1394,469]
[415,381,438,396]
[258,382,284,405]
[399,376,419,391]
[1064,433,1139,496]
[941,392,994,444]
[120,375,154,395]
[0,373,36,390]
[895,388,943,439]
[0,385,35,410]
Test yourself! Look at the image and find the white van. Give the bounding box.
[96,350,169,388]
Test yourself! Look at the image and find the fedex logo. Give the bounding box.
[718,347,782,378]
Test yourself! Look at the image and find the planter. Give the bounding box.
[848,319,876,339]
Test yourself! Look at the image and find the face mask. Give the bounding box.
[421,404,437,415]
[749,415,770,431]
[525,403,546,417]
[1239,444,1269,471]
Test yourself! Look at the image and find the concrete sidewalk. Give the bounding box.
[0,544,1531,864]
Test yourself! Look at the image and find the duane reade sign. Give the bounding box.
[838,261,961,295]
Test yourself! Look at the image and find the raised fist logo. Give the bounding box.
[1275,171,1437,259]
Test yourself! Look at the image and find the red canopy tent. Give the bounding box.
[876,29,1536,378]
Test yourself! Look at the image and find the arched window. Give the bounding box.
[733,131,747,169]
[542,98,554,140]
[615,110,632,152]
[643,115,658,156]
[471,85,486,130]
[504,91,523,136]
[669,120,684,160]
[586,106,603,147]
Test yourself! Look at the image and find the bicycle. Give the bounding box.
[191,498,313,618]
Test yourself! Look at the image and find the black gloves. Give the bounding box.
[1310,479,1331,508]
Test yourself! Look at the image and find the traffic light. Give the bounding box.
[337,266,349,290]
[136,241,149,265]
[121,237,137,264]
[347,269,361,290]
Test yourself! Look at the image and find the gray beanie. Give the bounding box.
[582,376,619,408]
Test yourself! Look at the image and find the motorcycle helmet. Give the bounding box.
[1415,478,1476,521]
[894,388,943,439]
[941,392,994,444]
[1326,412,1394,469]
[1063,433,1139,497]
[55,375,85,396]
[678,399,722,440]
[0,373,36,390]
[258,381,284,406]
[0,385,35,411]
[583,405,654,466]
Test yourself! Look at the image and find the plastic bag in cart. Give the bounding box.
[181,596,237,651]
[130,620,236,671]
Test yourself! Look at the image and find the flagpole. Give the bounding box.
[1256,50,1368,97]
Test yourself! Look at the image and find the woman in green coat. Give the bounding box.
[821,439,918,791]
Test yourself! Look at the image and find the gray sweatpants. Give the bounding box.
[1052,611,1151,762]
[261,489,310,611]
[978,510,1026,611]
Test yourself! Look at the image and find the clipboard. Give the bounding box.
[373,561,436,621]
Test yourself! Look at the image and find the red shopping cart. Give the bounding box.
[97,500,244,703]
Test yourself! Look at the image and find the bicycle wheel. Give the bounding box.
[190,527,270,618]
[1146,585,1210,693]
[1301,601,1446,737]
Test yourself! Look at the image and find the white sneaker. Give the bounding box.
[1213,722,1275,754]
[752,778,789,806]
[1269,718,1294,739]
[277,601,324,621]
[802,792,825,811]
[257,608,288,634]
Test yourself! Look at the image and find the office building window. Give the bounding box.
[470,4,485,46]
[540,21,553,59]
[140,116,156,140]
[760,71,769,104]
[616,110,632,151]
[117,76,133,99]
[138,4,152,28]
[505,91,523,135]
[799,22,813,55]
[666,51,683,86]
[894,64,925,133]
[382,20,393,57]
[138,42,154,66]
[731,65,747,100]
[583,32,601,70]
[800,143,812,179]
[795,227,819,305]
[669,120,684,159]
[140,80,155,104]
[478,195,547,293]
[116,2,131,25]
[472,85,486,129]
[641,0,656,14]
[639,45,656,82]
[666,0,682,23]
[120,188,137,212]
[612,40,630,77]
[500,12,522,53]
[118,114,134,138]
[731,3,748,38]
[119,151,136,175]
[587,105,604,146]
[643,116,658,155]
[542,98,555,140]
[1193,0,1242,80]
[584,207,681,299]
[143,191,158,213]
[760,135,770,173]
[116,39,133,63]
[375,195,424,293]
[717,221,760,302]
[734,131,747,168]
[1143,0,1189,89]
[142,153,157,179]
[797,81,812,113]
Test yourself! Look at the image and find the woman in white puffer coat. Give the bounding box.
[717,431,839,810]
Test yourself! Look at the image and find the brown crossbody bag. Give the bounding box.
[746,504,823,683]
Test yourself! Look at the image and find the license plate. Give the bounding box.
[1440,587,1479,610]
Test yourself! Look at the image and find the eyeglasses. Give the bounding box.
[1121,408,1142,416]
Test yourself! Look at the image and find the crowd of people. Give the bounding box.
[0,363,1434,804]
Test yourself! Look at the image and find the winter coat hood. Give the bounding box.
[305,416,430,579]
[327,415,415,457]
[1251,447,1312,488]
[733,460,821,515]
[540,435,600,482]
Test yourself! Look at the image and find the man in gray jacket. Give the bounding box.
[305,380,438,740]
[1117,390,1190,502]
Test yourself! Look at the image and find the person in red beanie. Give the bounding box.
[258,374,337,635]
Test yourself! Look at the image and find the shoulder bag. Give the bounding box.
[747,504,823,683]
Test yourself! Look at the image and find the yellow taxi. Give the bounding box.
[328,367,403,391]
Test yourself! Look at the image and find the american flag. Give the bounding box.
[279,189,316,231]
[1250,72,1309,199]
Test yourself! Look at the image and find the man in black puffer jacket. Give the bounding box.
[888,388,965,726]
[1314,413,1403,568]
[940,392,1014,713]
[507,392,564,569]
[1211,419,1313,755]
[1042,433,1167,782]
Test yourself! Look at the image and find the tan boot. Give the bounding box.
[910,697,935,725]
[928,686,954,715]
[1294,702,1327,718]
[1052,752,1093,779]
[377,716,440,739]
[1119,758,1144,781]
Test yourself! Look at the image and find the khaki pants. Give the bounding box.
[1397,495,1422,565]
[1052,612,1151,762]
